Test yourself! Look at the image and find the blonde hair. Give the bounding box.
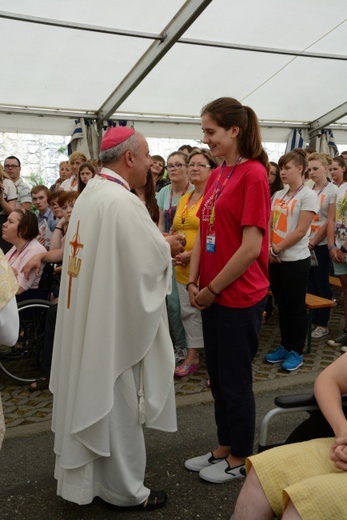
[69,151,88,163]
[308,152,332,169]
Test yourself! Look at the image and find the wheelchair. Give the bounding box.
[258,392,347,452]
[0,264,56,384]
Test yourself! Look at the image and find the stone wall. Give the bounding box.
[0,132,69,188]
[0,132,297,190]
[0,133,202,188]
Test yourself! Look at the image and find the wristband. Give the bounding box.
[186,282,197,291]
[328,244,337,251]
[207,283,221,296]
[270,246,280,258]
[55,227,63,231]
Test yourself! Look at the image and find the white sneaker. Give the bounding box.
[341,346,347,353]
[199,460,246,483]
[327,332,347,347]
[311,326,329,339]
[184,452,225,472]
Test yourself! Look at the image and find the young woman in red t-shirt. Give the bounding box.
[184,97,270,484]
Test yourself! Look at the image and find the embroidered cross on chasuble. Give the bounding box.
[67,220,84,309]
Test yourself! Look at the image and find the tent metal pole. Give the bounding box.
[309,102,347,138]
[95,0,213,129]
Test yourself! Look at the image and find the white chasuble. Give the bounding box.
[50,172,177,505]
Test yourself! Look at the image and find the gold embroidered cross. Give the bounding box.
[67,220,84,309]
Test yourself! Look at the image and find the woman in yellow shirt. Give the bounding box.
[171,149,216,376]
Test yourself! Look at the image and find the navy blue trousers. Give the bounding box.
[307,245,332,327]
[202,297,265,457]
[269,257,310,354]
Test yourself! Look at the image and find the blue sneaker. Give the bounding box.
[281,351,303,371]
[264,345,288,363]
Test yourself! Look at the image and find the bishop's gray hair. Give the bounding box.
[99,133,140,165]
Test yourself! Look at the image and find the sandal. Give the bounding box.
[107,490,167,511]
[28,378,50,392]
[175,362,199,377]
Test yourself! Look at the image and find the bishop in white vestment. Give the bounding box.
[50,128,178,510]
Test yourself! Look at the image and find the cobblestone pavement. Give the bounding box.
[1,301,343,429]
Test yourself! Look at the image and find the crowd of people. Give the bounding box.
[1,98,347,517]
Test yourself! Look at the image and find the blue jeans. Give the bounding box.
[166,270,186,349]
[202,297,266,457]
[307,245,332,327]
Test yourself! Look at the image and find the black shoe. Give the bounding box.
[107,490,168,511]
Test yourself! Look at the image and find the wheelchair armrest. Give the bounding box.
[274,393,347,409]
[274,393,317,409]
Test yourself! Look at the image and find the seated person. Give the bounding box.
[27,191,79,391]
[233,352,347,520]
[31,185,57,249]
[0,248,19,450]
[3,210,46,295]
[48,190,64,221]
[50,191,79,248]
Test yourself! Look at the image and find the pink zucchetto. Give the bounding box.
[100,127,135,151]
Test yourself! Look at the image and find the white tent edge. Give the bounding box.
[2,112,347,148]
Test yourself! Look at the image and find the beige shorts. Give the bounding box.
[177,282,204,348]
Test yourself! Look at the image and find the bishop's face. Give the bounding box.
[130,135,153,189]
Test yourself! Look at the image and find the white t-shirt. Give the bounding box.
[335,182,347,248]
[0,178,17,215]
[310,182,337,246]
[271,185,319,261]
[60,176,78,191]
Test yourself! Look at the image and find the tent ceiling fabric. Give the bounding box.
[0,0,346,139]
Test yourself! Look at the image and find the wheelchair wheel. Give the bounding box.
[0,299,53,384]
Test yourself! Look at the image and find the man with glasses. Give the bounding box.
[4,156,32,210]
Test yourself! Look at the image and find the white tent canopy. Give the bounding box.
[1,0,347,143]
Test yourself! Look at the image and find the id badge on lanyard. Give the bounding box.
[206,231,216,253]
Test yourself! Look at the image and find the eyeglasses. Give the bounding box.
[188,162,211,169]
[167,163,186,170]
[4,164,19,169]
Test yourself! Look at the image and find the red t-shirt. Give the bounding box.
[198,159,270,308]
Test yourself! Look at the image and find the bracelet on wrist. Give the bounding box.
[328,244,337,251]
[186,281,197,291]
[55,227,63,231]
[207,283,221,296]
[270,246,280,258]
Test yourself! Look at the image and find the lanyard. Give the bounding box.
[167,182,190,224]
[99,173,130,190]
[179,191,203,227]
[209,157,242,227]
[312,182,328,197]
[8,240,30,265]
[278,183,305,206]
